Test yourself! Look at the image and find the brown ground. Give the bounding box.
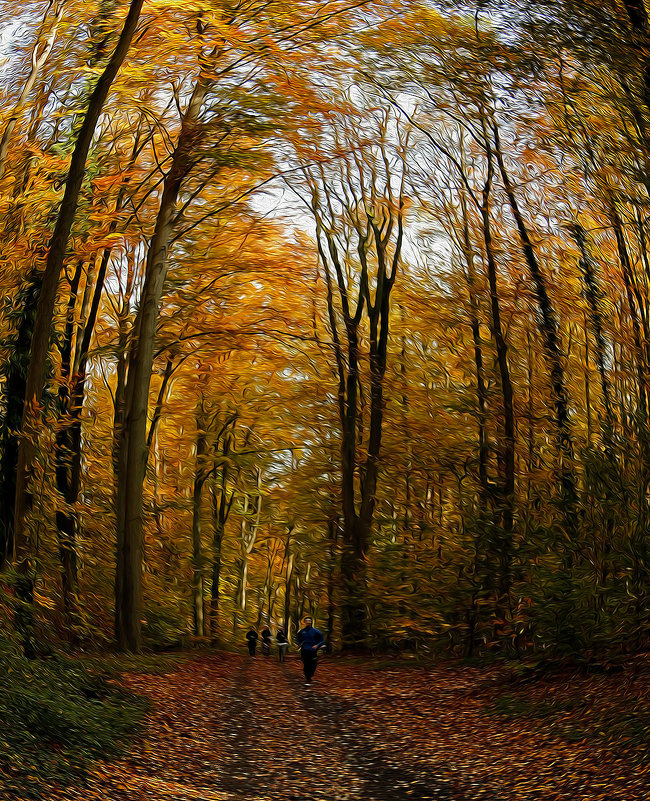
[43,651,649,800]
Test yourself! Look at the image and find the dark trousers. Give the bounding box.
[278,644,288,662]
[301,649,318,681]
[248,641,256,656]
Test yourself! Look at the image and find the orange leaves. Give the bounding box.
[35,653,650,801]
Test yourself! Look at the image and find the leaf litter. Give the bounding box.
[37,652,649,801]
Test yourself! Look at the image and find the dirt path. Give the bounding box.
[46,652,648,801]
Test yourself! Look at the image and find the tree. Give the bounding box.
[290,104,408,646]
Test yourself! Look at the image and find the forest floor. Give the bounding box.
[36,651,650,801]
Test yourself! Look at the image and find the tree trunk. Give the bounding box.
[191,404,208,637]
[209,424,236,638]
[14,0,145,588]
[0,271,40,568]
[479,145,515,603]
[326,517,337,651]
[53,259,84,625]
[612,205,650,421]
[283,527,294,638]
[0,0,65,181]
[572,224,615,431]
[115,80,208,651]
[209,486,224,639]
[493,120,578,534]
[459,195,490,495]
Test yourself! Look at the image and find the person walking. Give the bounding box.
[261,626,272,657]
[276,627,289,662]
[296,616,324,685]
[245,627,258,656]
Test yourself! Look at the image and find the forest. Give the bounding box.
[6,1,650,797]
[2,0,650,659]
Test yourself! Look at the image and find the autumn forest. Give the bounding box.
[8,0,650,801]
[4,0,650,661]
[7,0,650,796]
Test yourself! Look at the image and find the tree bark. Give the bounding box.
[115,79,209,651]
[572,224,615,431]
[492,120,578,533]
[191,403,208,637]
[477,137,515,602]
[0,0,65,181]
[283,526,294,638]
[13,0,145,583]
[308,145,405,649]
[0,271,40,568]
[209,423,236,638]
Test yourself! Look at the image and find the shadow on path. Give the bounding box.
[282,659,454,801]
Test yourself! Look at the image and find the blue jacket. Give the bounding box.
[296,626,324,651]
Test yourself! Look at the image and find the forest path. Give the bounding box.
[48,652,647,801]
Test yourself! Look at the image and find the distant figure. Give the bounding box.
[276,627,289,662]
[261,626,272,657]
[296,616,324,685]
[246,627,258,656]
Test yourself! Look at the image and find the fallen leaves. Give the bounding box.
[29,652,650,801]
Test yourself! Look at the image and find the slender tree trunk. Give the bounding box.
[283,526,294,637]
[493,120,578,533]
[0,0,66,181]
[209,487,224,639]
[53,259,84,624]
[572,224,615,431]
[612,205,650,421]
[0,272,40,568]
[479,151,515,601]
[459,197,490,495]
[209,425,236,638]
[191,404,208,637]
[115,80,208,651]
[112,254,134,643]
[14,0,146,587]
[57,133,147,604]
[326,517,337,651]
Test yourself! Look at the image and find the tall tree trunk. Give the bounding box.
[311,169,404,650]
[112,252,135,642]
[479,143,515,603]
[191,402,208,637]
[571,224,615,432]
[209,483,224,639]
[57,129,148,610]
[459,195,490,495]
[0,0,65,181]
[115,79,208,651]
[492,120,578,536]
[53,258,84,624]
[209,423,236,638]
[325,517,338,651]
[283,526,294,638]
[0,272,40,568]
[13,0,145,589]
[612,205,650,421]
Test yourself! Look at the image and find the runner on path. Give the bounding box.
[296,616,325,685]
[276,627,289,662]
[245,627,258,656]
[261,627,272,657]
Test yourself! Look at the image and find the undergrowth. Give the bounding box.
[0,636,150,798]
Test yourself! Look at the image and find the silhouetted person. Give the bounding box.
[296,616,324,685]
[246,627,258,656]
[261,626,272,657]
[276,627,288,662]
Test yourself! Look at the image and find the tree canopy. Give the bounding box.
[1,0,650,661]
